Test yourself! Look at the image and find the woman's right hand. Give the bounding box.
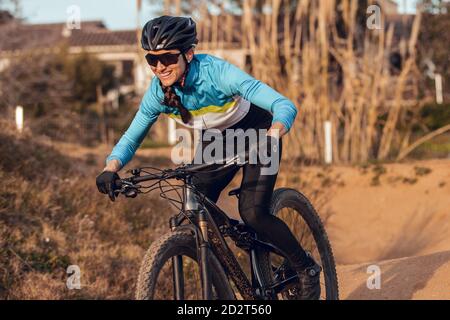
[96,171,120,202]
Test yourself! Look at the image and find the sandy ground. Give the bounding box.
[218,158,450,299]
[337,250,450,299]
[323,159,450,299]
[56,141,450,299]
[324,160,450,264]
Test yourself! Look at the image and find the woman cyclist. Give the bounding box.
[96,15,321,299]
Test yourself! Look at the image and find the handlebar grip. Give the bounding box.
[114,179,123,188]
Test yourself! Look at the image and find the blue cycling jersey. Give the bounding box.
[106,54,297,167]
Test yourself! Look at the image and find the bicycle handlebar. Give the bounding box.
[114,136,277,198]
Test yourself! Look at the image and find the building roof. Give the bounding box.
[0,10,14,24]
[0,20,137,52]
[69,30,137,47]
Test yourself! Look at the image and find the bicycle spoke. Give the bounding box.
[262,198,337,300]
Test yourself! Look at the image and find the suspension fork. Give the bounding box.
[197,210,212,300]
[169,216,185,300]
[180,180,212,300]
[173,210,212,300]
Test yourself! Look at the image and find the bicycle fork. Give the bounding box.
[198,210,212,300]
[170,210,212,300]
[171,183,213,300]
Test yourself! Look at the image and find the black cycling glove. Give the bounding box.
[96,171,120,202]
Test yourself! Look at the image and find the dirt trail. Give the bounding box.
[319,159,450,299]
[218,159,450,299]
[337,250,450,299]
[322,159,450,265]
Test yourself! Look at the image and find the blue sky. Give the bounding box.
[5,0,160,30]
[4,0,418,30]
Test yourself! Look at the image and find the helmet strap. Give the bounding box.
[175,50,191,88]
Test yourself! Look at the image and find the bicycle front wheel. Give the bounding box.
[135,230,235,300]
[255,188,339,300]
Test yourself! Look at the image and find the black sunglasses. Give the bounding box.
[145,52,182,67]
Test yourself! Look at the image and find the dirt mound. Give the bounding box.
[337,250,450,299]
[313,159,450,299]
[313,160,450,265]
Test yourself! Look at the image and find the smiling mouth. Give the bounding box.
[159,71,172,78]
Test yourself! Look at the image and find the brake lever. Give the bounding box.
[113,178,140,198]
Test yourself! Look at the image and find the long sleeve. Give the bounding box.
[106,86,162,168]
[213,59,298,131]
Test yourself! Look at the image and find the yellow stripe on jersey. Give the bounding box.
[168,100,236,119]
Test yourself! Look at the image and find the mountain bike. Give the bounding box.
[114,154,339,300]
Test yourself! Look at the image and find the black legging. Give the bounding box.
[192,104,309,268]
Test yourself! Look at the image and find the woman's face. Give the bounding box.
[148,48,194,87]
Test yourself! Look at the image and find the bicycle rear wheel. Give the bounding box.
[135,230,235,300]
[254,188,339,300]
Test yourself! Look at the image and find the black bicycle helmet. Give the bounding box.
[141,16,198,52]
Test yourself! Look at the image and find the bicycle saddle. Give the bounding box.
[228,187,241,197]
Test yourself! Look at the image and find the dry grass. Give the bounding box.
[0,120,173,299]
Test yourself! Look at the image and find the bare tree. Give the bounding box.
[146,1,436,163]
[0,50,72,115]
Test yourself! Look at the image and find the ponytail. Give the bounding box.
[160,84,192,124]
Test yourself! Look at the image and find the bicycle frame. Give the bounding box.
[115,164,302,300]
[169,177,300,300]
